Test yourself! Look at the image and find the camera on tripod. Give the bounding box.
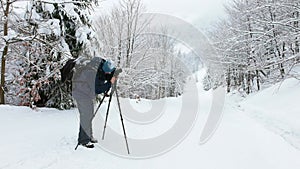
[113,68,122,77]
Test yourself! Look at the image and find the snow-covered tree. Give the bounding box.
[1,0,98,108]
[207,0,300,94]
[29,0,99,109]
[0,0,12,104]
[94,0,190,99]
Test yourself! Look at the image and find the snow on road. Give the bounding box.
[0,76,300,169]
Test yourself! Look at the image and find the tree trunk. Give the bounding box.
[0,0,10,104]
[296,10,300,62]
[227,68,231,93]
[117,39,122,67]
[294,10,299,54]
[279,42,286,78]
[256,70,260,91]
[247,71,251,94]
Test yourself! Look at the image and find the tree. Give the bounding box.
[94,0,190,99]
[31,0,99,109]
[207,0,300,94]
[0,0,11,104]
[1,0,99,108]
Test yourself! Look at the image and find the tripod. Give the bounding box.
[94,80,130,154]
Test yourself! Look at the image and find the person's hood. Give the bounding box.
[102,59,116,73]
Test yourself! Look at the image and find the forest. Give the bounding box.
[204,0,300,95]
[1,0,299,109]
[0,0,200,109]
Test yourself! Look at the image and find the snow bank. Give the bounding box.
[240,78,300,149]
[0,105,78,169]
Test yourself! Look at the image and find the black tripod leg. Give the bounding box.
[102,93,113,140]
[75,143,79,150]
[115,88,130,154]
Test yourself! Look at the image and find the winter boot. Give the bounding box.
[80,142,94,149]
[91,138,98,143]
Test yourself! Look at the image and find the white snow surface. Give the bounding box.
[239,78,300,150]
[0,70,300,169]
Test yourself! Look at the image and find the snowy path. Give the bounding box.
[1,92,300,169]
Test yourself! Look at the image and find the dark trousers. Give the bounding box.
[76,99,94,144]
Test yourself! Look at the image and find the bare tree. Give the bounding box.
[0,0,11,104]
[207,0,300,94]
[94,0,188,99]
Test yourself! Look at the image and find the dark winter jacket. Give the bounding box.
[95,60,115,94]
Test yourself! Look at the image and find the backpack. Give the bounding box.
[60,58,115,83]
[60,59,76,83]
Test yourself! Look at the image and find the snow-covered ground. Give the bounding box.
[238,78,300,150]
[1,70,300,169]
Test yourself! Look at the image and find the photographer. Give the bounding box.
[72,57,117,149]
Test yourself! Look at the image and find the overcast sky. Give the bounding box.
[98,0,230,29]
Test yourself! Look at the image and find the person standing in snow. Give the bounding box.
[72,57,117,149]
